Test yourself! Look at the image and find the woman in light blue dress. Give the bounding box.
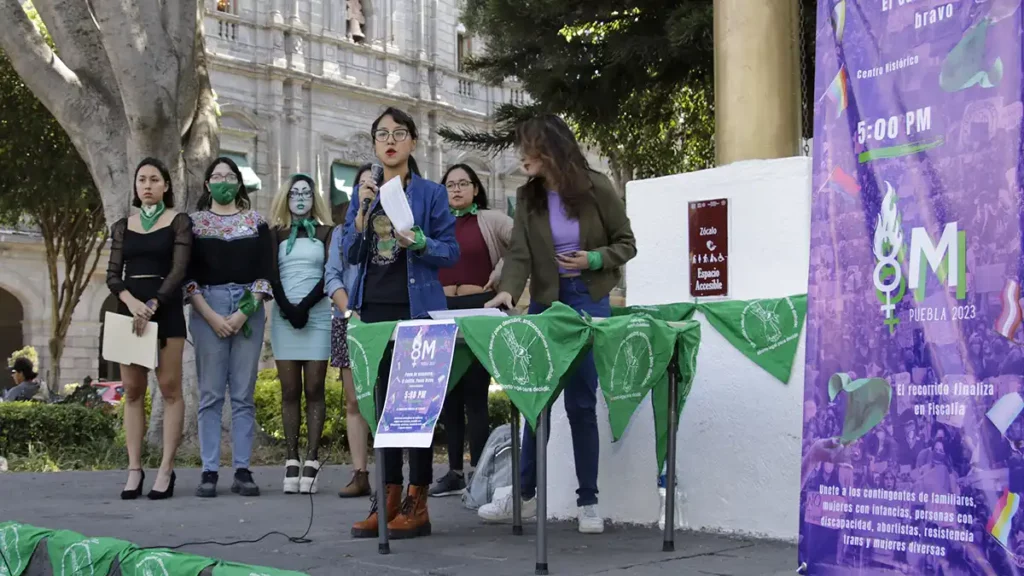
[268,173,334,494]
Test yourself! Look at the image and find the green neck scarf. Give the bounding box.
[286,218,317,254]
[139,201,166,231]
[450,203,479,217]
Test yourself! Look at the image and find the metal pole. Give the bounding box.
[511,405,523,536]
[535,408,549,575]
[663,355,679,553]
[376,377,390,555]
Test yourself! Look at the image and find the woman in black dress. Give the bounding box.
[106,157,193,500]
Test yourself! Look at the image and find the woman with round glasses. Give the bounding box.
[268,173,334,494]
[333,106,458,540]
[429,164,512,498]
[186,156,273,499]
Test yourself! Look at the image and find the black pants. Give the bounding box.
[442,292,494,470]
[362,303,433,487]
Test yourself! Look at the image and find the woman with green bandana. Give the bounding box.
[105,157,193,501]
[185,156,273,498]
[429,163,512,498]
[267,173,334,494]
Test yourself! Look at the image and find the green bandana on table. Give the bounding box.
[117,548,215,576]
[592,315,681,441]
[45,529,134,576]
[456,302,592,429]
[450,203,478,217]
[286,218,317,254]
[611,302,698,323]
[698,295,807,384]
[237,290,260,338]
[652,320,702,475]
[139,201,166,232]
[346,319,398,431]
[448,345,475,392]
[828,373,892,445]
[213,561,309,576]
[0,522,52,576]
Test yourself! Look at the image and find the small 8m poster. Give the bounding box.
[374,320,458,449]
[688,198,729,298]
[804,1,1024,575]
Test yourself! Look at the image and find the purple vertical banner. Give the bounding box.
[374,320,458,449]
[803,1,1024,574]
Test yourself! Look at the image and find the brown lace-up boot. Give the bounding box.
[387,485,431,539]
[351,484,403,538]
[338,469,371,498]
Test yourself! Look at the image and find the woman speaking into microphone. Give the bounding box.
[337,107,459,540]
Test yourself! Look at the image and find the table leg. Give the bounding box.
[376,382,390,555]
[663,355,679,553]
[536,407,549,575]
[511,405,523,536]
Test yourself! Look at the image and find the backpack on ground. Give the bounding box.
[463,423,513,510]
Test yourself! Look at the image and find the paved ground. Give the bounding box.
[0,465,798,576]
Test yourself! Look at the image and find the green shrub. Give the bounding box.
[254,368,348,450]
[0,402,117,456]
[488,389,512,429]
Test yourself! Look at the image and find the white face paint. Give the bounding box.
[289,180,313,217]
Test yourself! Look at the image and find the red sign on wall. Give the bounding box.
[688,199,729,298]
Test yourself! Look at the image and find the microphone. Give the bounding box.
[362,163,385,213]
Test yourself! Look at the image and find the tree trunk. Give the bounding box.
[0,0,218,446]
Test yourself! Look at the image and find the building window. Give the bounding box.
[457,32,471,73]
[216,0,236,14]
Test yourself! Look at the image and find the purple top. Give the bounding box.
[548,190,580,274]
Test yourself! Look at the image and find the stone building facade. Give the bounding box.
[0,0,597,389]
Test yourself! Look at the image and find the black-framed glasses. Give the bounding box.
[209,173,239,183]
[374,128,410,142]
[289,188,314,200]
[445,180,474,191]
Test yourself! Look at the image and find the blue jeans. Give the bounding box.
[191,284,267,472]
[521,276,610,507]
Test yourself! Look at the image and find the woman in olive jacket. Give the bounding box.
[482,114,636,534]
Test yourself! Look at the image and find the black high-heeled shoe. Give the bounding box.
[147,471,176,500]
[121,469,145,500]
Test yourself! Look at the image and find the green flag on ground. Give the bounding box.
[346,319,398,432]
[457,303,592,428]
[593,315,681,441]
[45,529,134,576]
[118,549,216,576]
[652,321,702,475]
[0,522,52,576]
[213,560,309,575]
[829,373,893,445]
[611,303,698,322]
[699,295,807,384]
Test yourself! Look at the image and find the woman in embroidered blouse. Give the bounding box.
[429,164,513,498]
[106,157,192,501]
[336,107,459,540]
[268,173,334,494]
[186,156,273,499]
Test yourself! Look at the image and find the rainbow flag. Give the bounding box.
[832,1,846,43]
[825,67,848,119]
[995,279,1022,341]
[826,166,860,197]
[986,488,1020,548]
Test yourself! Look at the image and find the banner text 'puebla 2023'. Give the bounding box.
[804,1,1024,574]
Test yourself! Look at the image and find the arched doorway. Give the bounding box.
[97,294,121,381]
[0,288,25,391]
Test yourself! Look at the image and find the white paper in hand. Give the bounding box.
[380,176,415,233]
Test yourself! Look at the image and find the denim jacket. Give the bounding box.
[324,174,459,319]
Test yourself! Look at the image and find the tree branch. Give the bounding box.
[31,0,119,97]
[0,0,84,126]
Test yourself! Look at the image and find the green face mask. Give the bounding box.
[209,181,240,205]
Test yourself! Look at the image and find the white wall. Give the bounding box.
[543,157,811,542]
